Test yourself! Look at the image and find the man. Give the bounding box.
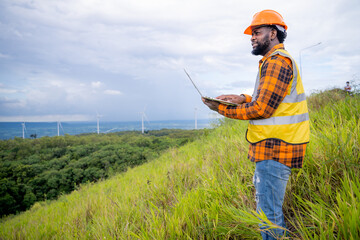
[345,81,352,94]
[202,10,310,239]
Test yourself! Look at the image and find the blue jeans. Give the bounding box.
[253,160,291,240]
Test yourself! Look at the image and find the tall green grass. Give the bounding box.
[0,89,359,239]
[286,89,360,239]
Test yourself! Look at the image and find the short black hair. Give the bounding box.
[268,25,287,43]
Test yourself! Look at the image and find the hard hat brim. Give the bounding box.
[244,26,252,35]
[244,25,267,35]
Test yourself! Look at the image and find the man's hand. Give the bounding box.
[216,94,246,104]
[202,97,220,112]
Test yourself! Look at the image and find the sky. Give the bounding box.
[0,0,359,122]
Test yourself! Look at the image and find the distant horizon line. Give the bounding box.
[0,118,218,123]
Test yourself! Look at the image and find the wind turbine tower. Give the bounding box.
[140,105,150,134]
[96,112,102,134]
[22,122,26,139]
[141,113,144,134]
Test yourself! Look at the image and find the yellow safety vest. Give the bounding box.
[246,49,310,144]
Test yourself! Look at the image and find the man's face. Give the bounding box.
[251,26,272,56]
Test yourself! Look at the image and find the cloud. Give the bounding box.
[0,88,18,94]
[104,89,122,95]
[0,97,26,109]
[0,0,359,121]
[91,81,103,88]
[0,114,92,122]
[0,53,11,59]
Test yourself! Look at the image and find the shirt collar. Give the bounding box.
[259,43,285,65]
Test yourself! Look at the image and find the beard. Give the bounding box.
[251,35,271,56]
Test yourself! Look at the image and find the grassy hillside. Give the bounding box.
[0,89,359,239]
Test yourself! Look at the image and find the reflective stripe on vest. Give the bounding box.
[246,49,310,144]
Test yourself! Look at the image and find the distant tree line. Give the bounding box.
[0,129,209,217]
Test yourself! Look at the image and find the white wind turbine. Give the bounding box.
[96,112,103,134]
[22,122,27,139]
[57,121,64,136]
[139,105,150,134]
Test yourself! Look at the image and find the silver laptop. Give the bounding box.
[184,69,238,106]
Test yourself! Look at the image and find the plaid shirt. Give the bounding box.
[218,44,306,168]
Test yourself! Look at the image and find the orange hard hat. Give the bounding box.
[244,10,287,35]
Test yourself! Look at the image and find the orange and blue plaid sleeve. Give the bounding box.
[218,54,293,120]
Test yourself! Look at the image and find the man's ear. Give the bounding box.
[270,28,277,41]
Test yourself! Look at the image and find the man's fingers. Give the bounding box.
[216,95,229,100]
[217,97,229,101]
[202,98,219,111]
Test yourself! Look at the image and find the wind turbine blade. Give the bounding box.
[96,111,103,118]
[105,127,118,133]
[60,122,64,134]
[144,113,150,124]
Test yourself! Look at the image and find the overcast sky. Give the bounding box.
[0,0,359,122]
